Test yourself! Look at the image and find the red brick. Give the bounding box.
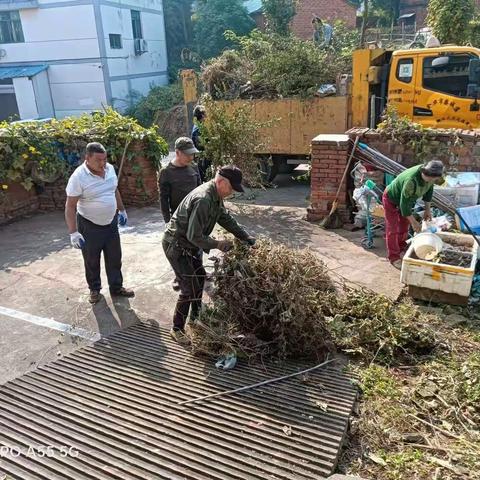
[290,0,356,39]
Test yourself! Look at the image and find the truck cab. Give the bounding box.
[352,46,480,130]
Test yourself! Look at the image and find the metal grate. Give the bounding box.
[0,323,357,479]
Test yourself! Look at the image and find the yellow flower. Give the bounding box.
[1,185,8,190]
[29,146,37,153]
[22,154,29,159]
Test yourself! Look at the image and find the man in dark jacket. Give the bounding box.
[191,105,211,182]
[159,137,201,224]
[163,165,255,343]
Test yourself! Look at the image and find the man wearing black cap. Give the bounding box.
[383,159,445,269]
[159,137,201,225]
[163,165,255,343]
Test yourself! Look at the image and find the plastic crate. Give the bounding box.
[401,232,479,299]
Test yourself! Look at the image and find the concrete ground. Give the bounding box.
[0,170,401,385]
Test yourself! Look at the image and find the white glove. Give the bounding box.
[70,232,85,249]
[118,210,128,226]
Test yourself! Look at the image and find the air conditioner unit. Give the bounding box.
[134,39,148,56]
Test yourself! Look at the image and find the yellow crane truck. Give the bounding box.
[182,44,480,180]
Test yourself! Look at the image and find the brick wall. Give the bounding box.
[0,183,39,225]
[307,134,351,223]
[117,142,160,207]
[0,141,160,225]
[348,127,480,172]
[399,0,428,27]
[291,0,357,40]
[307,129,480,223]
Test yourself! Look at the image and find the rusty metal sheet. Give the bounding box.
[0,323,357,480]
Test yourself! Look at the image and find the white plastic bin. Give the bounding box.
[401,232,478,298]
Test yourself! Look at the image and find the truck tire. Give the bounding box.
[278,163,297,174]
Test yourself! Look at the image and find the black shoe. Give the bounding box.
[110,287,135,298]
[89,291,102,304]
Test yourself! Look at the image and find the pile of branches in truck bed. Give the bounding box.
[201,26,358,100]
[188,239,437,364]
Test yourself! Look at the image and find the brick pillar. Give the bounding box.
[118,141,160,207]
[307,134,350,223]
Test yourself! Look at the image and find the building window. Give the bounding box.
[109,33,122,49]
[131,10,142,39]
[423,55,473,98]
[396,58,413,83]
[0,11,25,44]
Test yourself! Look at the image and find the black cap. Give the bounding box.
[218,165,244,192]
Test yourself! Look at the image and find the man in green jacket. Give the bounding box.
[163,165,255,343]
[382,160,444,268]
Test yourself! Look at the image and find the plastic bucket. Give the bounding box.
[411,233,444,260]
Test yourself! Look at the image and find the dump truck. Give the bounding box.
[182,44,480,181]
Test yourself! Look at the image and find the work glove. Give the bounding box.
[70,232,85,249]
[217,240,233,252]
[118,210,128,226]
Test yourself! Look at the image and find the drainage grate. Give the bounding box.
[0,323,357,480]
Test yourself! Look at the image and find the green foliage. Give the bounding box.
[467,13,480,46]
[200,96,272,185]
[427,0,475,45]
[359,365,400,399]
[126,83,184,127]
[371,0,400,27]
[377,106,462,165]
[0,109,168,190]
[193,0,255,59]
[262,0,297,35]
[203,24,358,99]
[163,0,197,81]
[327,289,437,365]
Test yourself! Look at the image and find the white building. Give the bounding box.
[0,0,168,120]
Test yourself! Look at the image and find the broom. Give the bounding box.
[320,136,360,228]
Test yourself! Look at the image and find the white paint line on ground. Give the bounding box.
[0,305,101,342]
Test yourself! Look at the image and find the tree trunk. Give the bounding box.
[360,1,369,48]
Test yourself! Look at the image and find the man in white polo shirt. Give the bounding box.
[65,142,134,304]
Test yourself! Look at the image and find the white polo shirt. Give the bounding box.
[66,162,118,226]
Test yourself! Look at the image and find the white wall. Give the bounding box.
[0,0,168,117]
[47,63,107,117]
[1,6,100,63]
[12,77,38,119]
[32,69,54,117]
[0,3,107,117]
[100,1,168,103]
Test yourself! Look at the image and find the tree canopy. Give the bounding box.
[262,0,297,35]
[193,0,255,59]
[427,0,475,45]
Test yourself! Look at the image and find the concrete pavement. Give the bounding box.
[0,174,401,384]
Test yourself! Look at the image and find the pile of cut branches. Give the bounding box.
[189,239,337,361]
[201,25,358,100]
[188,239,437,365]
[327,289,437,366]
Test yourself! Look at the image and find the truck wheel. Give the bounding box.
[278,163,296,174]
